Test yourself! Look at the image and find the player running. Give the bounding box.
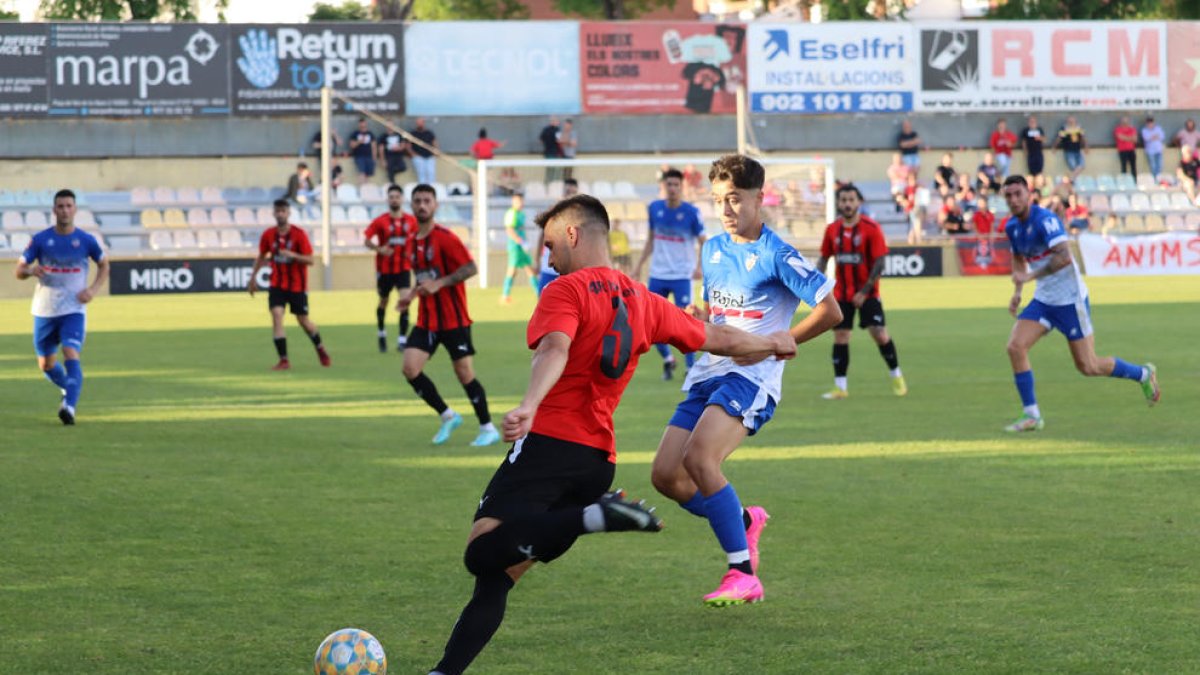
[249,200,331,370]
[649,155,842,606]
[427,193,796,675]
[398,184,499,447]
[816,183,907,399]
[14,188,109,425]
[1001,175,1159,432]
[632,168,706,380]
[364,184,417,352]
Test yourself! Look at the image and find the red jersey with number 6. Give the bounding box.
[409,224,473,332]
[259,224,312,292]
[526,267,707,460]
[364,212,416,274]
[820,216,888,302]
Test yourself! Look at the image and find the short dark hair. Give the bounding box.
[411,183,437,199]
[835,183,863,201]
[386,183,403,195]
[534,194,610,232]
[297,162,308,170]
[1003,175,1028,189]
[478,127,488,138]
[708,154,765,190]
[273,198,290,209]
[53,189,76,203]
[661,168,684,182]
[564,178,578,187]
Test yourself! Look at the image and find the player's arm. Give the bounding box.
[790,293,842,345]
[632,230,653,279]
[700,323,795,363]
[77,257,109,304]
[1009,252,1028,316]
[420,260,476,296]
[279,249,314,265]
[14,258,43,280]
[503,331,571,442]
[854,257,886,306]
[692,232,707,280]
[248,247,270,295]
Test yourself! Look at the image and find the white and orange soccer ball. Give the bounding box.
[313,628,387,675]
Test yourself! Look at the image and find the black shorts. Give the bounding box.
[268,288,309,315]
[376,271,411,298]
[475,432,614,561]
[407,325,476,360]
[835,297,886,330]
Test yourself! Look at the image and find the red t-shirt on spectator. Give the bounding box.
[1066,205,1090,222]
[820,216,888,302]
[364,212,416,274]
[409,225,474,332]
[1114,124,1138,152]
[526,267,707,459]
[990,130,1017,157]
[471,138,501,160]
[259,224,312,292]
[973,210,996,234]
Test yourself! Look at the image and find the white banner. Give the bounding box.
[914,22,1167,112]
[747,23,915,114]
[1079,232,1200,276]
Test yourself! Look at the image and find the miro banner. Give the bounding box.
[747,23,915,114]
[405,22,580,115]
[109,258,269,295]
[580,22,746,115]
[230,23,403,115]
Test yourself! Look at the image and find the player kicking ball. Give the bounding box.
[650,155,842,606]
[1001,175,1159,432]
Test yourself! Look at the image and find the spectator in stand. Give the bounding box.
[1141,116,1165,180]
[903,173,928,245]
[939,195,968,234]
[285,162,316,206]
[886,152,909,208]
[409,117,438,185]
[973,196,996,237]
[378,123,410,185]
[539,116,563,182]
[1173,118,1200,153]
[990,119,1017,178]
[897,119,922,175]
[557,119,578,181]
[933,153,956,198]
[956,173,978,213]
[1113,116,1139,177]
[609,218,632,273]
[471,128,505,162]
[1065,193,1090,235]
[496,167,521,196]
[1176,144,1200,203]
[1053,116,1088,179]
[1019,115,1046,190]
[976,152,1001,195]
[348,118,377,185]
[1052,176,1075,204]
[309,128,344,160]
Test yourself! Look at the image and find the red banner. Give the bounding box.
[956,237,1013,275]
[1168,23,1200,110]
[580,22,746,115]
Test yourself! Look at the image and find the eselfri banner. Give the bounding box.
[1078,232,1200,276]
[231,23,403,115]
[915,22,1167,112]
[580,22,746,115]
[405,22,580,115]
[747,23,915,114]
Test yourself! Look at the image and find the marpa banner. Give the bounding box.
[231,23,403,115]
[915,22,1167,112]
[747,23,915,114]
[110,258,269,295]
[1078,232,1200,276]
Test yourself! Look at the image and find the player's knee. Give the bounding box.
[1074,357,1103,377]
[1005,340,1026,359]
[402,363,422,380]
[681,451,719,485]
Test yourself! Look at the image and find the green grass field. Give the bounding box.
[1,276,1198,674]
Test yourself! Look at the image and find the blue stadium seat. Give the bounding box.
[1075,175,1097,192]
[1096,174,1117,192]
[1116,174,1137,191]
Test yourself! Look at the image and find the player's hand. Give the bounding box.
[852,292,867,308]
[248,280,259,297]
[502,404,536,442]
[418,278,443,296]
[1008,292,1022,317]
[377,245,393,256]
[77,287,95,304]
[278,249,295,259]
[1011,270,1032,285]
[692,266,703,281]
[686,304,709,322]
[25,263,45,279]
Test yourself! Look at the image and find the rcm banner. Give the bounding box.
[231,23,403,115]
[405,22,579,115]
[747,23,915,114]
[915,22,1167,112]
[110,258,268,295]
[580,22,746,115]
[956,237,1013,276]
[47,23,230,117]
[1078,232,1200,276]
[881,246,943,277]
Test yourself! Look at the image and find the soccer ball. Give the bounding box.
[313,627,387,675]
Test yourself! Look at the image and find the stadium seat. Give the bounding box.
[9,232,31,250]
[268,186,287,201]
[360,184,383,203]
[2,210,24,228]
[330,205,350,225]
[522,182,546,200]
[334,227,358,247]
[447,181,470,197]
[1165,214,1186,231]
[152,187,177,204]
[546,180,564,199]
[574,180,590,195]
[148,231,173,250]
[1144,214,1166,232]
[219,229,244,248]
[195,229,221,248]
[200,186,224,205]
[1170,192,1193,210]
[255,206,275,226]
[161,208,187,228]
[76,209,97,227]
[347,205,370,224]
[624,202,649,221]
[130,187,154,206]
[298,206,321,226]
[1096,174,1117,192]
[1116,174,1137,191]
[1150,193,1171,212]
[1136,173,1158,191]
[1087,194,1110,214]
[175,187,200,204]
[231,207,256,226]
[1075,175,1098,192]
[209,208,233,226]
[335,183,360,203]
[106,236,140,253]
[174,230,197,249]
[435,203,462,223]
[1109,193,1132,214]
[1130,193,1151,212]
[1186,212,1200,230]
[0,232,9,251]
[1122,214,1145,232]
[24,211,48,228]
[590,181,614,198]
[432,182,448,199]
[221,187,245,203]
[0,191,14,207]
[245,187,269,204]
[140,208,164,228]
[614,181,638,199]
[186,208,210,227]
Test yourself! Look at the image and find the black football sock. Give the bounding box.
[433,572,514,675]
[832,343,850,378]
[463,379,491,425]
[879,340,899,370]
[307,331,323,349]
[742,509,752,530]
[274,337,287,359]
[407,373,448,415]
[462,510,586,576]
[729,560,754,575]
[376,307,386,331]
[399,311,409,338]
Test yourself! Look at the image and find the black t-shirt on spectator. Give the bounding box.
[539,124,561,158]
[898,130,919,157]
[410,128,435,158]
[1021,127,1045,159]
[935,165,956,188]
[1058,127,1084,153]
[1182,157,1200,181]
[350,130,375,158]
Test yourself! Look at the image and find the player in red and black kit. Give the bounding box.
[364,184,417,353]
[249,199,330,371]
[817,184,905,399]
[427,194,797,675]
[397,184,498,447]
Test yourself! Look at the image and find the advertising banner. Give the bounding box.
[1078,232,1200,276]
[231,23,403,115]
[580,22,746,115]
[405,22,579,115]
[881,245,943,277]
[1167,22,1200,110]
[915,22,1167,112]
[956,236,1013,275]
[46,23,229,117]
[110,258,268,295]
[0,24,49,116]
[747,23,915,114]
